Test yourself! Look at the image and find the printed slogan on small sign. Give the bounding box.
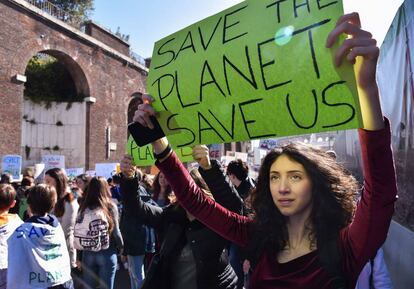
[127,135,193,166]
[147,0,360,147]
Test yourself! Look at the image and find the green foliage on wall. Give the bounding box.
[24,55,85,104]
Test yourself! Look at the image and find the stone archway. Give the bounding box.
[21,49,90,169]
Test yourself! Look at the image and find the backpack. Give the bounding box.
[73,208,110,251]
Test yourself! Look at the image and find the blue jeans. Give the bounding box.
[127,255,145,289]
[229,243,244,289]
[82,247,117,289]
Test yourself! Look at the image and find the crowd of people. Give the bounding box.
[0,12,397,289]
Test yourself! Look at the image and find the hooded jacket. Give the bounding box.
[7,214,72,289]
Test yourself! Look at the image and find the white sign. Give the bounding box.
[41,155,65,172]
[221,156,236,167]
[234,152,248,163]
[259,139,278,150]
[1,155,22,181]
[65,168,84,180]
[85,170,96,178]
[95,163,119,179]
[254,148,267,165]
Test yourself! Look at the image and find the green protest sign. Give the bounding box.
[126,135,193,167]
[147,0,360,147]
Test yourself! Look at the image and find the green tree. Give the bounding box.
[49,0,94,27]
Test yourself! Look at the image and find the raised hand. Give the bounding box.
[326,12,383,131]
[192,145,212,170]
[132,94,156,129]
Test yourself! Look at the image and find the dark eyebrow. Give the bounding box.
[269,170,303,174]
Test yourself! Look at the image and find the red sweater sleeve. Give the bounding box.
[157,152,252,247]
[341,118,397,283]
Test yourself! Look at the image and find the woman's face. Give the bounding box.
[75,178,86,191]
[44,174,57,189]
[269,154,313,220]
[158,172,168,188]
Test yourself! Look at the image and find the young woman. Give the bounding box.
[151,172,173,207]
[44,168,79,270]
[132,13,398,289]
[120,153,242,289]
[78,177,123,289]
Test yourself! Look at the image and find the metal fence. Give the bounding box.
[129,50,147,67]
[25,0,71,23]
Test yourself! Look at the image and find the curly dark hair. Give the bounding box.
[250,142,358,258]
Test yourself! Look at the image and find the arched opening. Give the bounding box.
[21,50,90,169]
[24,50,89,104]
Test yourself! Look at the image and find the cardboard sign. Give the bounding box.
[148,0,360,147]
[1,155,22,181]
[41,155,65,172]
[126,135,193,167]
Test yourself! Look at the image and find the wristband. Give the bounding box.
[153,144,172,160]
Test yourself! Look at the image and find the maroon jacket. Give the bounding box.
[157,120,397,289]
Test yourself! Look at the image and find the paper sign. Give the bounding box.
[221,155,236,166]
[253,148,267,165]
[1,155,22,180]
[259,138,278,150]
[126,135,193,167]
[209,144,221,159]
[95,163,119,179]
[235,152,248,162]
[65,168,84,180]
[85,170,96,178]
[42,155,65,172]
[148,0,360,147]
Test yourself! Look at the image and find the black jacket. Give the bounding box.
[121,160,243,289]
[120,185,149,256]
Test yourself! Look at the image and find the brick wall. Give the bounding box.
[84,21,130,56]
[0,0,147,169]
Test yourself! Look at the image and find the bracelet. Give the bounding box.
[153,144,172,160]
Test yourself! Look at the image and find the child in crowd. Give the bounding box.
[0,184,23,289]
[7,184,74,289]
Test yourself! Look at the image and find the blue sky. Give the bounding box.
[92,0,404,59]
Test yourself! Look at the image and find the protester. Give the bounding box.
[76,177,123,289]
[118,168,152,289]
[132,12,397,289]
[151,172,173,207]
[7,184,73,289]
[355,248,393,289]
[110,174,122,204]
[75,173,90,195]
[120,150,242,289]
[16,176,35,220]
[0,184,23,289]
[45,168,79,270]
[0,174,12,185]
[226,159,256,289]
